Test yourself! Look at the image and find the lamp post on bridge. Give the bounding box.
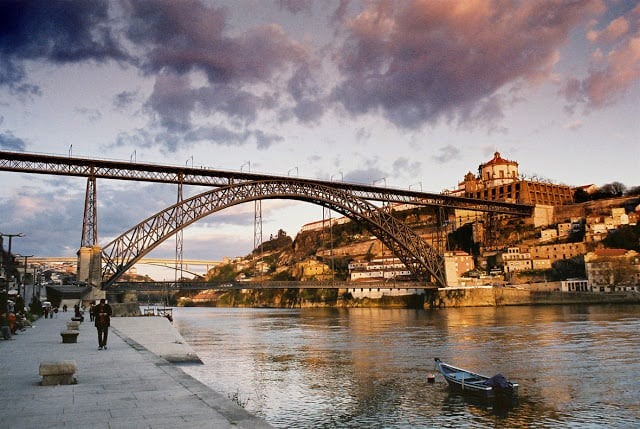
[409,182,422,192]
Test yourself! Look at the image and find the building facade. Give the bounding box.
[450,151,574,206]
[585,249,640,292]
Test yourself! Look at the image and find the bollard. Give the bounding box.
[39,361,77,386]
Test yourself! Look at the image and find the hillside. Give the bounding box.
[202,197,639,283]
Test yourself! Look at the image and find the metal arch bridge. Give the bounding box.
[0,151,534,289]
[101,179,447,288]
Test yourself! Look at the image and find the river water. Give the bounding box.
[171,305,640,428]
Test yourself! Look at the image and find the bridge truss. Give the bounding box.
[0,151,535,289]
[0,151,532,215]
[101,180,446,288]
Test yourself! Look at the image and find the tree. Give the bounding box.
[551,256,585,280]
[603,225,640,251]
[573,188,591,203]
[625,185,640,196]
[597,182,626,198]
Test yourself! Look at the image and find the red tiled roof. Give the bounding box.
[594,248,628,257]
[483,151,518,167]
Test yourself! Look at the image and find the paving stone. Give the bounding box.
[0,312,273,428]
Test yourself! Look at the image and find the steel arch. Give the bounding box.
[100,180,446,288]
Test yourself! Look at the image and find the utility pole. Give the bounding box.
[18,254,33,299]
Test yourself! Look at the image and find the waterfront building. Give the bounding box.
[585,249,640,292]
[443,251,475,287]
[348,257,413,282]
[561,278,589,292]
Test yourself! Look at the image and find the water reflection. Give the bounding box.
[174,305,640,428]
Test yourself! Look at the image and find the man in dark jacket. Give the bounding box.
[94,298,113,350]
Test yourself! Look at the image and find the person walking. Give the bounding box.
[94,298,113,350]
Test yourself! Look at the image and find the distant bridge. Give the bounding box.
[30,256,220,269]
[0,151,534,289]
[30,256,219,279]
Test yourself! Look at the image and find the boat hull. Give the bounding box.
[434,358,518,399]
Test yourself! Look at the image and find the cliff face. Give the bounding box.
[178,288,426,309]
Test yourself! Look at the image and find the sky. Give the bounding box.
[0,0,639,276]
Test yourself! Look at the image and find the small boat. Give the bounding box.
[434,358,518,398]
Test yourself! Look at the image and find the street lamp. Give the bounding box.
[0,232,24,290]
[16,254,33,299]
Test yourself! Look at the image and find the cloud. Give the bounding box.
[0,1,129,88]
[0,131,27,151]
[0,184,84,256]
[431,145,461,164]
[277,0,314,15]
[562,4,640,109]
[331,0,605,129]
[565,120,583,130]
[344,167,387,185]
[75,107,102,122]
[392,157,422,178]
[113,90,139,109]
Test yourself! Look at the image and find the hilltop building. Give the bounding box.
[448,151,574,206]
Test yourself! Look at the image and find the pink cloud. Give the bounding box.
[333,0,605,128]
[563,4,640,108]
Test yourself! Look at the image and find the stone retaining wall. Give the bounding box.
[433,287,640,308]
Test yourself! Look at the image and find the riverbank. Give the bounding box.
[174,286,640,309]
[0,312,273,428]
[432,286,640,307]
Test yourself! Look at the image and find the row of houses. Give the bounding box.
[347,247,640,292]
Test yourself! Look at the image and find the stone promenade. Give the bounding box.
[0,312,273,428]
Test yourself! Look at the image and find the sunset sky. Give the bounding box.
[0,1,638,273]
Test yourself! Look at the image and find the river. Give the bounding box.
[171,305,640,428]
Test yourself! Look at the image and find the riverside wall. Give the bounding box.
[432,286,640,308]
[172,284,640,309]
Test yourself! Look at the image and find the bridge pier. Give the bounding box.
[77,245,103,287]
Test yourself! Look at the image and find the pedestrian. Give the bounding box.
[0,312,12,340]
[94,298,113,350]
[89,302,95,322]
[63,304,67,312]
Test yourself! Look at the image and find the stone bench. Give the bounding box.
[66,321,81,330]
[39,361,77,386]
[60,330,80,343]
